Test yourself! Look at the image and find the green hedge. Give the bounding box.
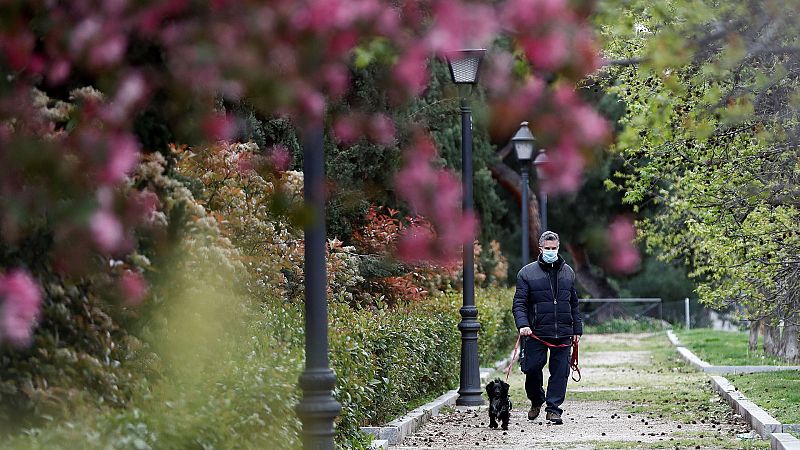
[4,286,517,450]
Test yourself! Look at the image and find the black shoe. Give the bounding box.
[528,403,542,420]
[546,411,563,424]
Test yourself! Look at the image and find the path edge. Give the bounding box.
[362,352,512,448]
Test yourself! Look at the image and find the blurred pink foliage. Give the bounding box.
[606,215,641,274]
[0,0,608,328]
[118,270,148,307]
[395,135,477,264]
[0,269,42,347]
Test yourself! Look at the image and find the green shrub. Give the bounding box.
[4,285,515,450]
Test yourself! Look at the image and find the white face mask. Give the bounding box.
[541,248,559,263]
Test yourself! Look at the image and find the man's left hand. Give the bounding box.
[573,335,580,344]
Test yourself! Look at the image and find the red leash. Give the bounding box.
[505,333,581,382]
[504,334,522,382]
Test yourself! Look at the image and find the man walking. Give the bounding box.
[513,230,582,425]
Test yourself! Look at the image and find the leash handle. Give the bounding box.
[504,334,522,382]
[570,337,581,382]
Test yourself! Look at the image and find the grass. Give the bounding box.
[727,371,800,424]
[588,433,769,449]
[675,328,790,366]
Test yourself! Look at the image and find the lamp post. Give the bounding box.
[295,124,342,450]
[512,122,535,265]
[446,48,486,407]
[533,149,549,232]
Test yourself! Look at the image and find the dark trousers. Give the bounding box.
[522,337,572,415]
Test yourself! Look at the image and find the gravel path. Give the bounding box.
[391,333,760,449]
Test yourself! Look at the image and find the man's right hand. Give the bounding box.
[519,327,532,336]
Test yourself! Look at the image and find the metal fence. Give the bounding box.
[579,298,663,326]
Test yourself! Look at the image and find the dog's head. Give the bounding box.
[485,378,508,400]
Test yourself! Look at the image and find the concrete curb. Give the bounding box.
[666,331,800,375]
[771,433,800,450]
[710,376,782,438]
[784,424,800,434]
[364,351,512,448]
[666,329,681,346]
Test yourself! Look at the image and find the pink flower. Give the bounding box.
[127,189,160,225]
[100,134,140,184]
[397,226,435,263]
[394,137,476,264]
[427,0,498,52]
[572,105,610,145]
[606,216,641,274]
[202,114,237,141]
[47,58,71,85]
[1,29,36,71]
[119,271,148,306]
[368,114,396,145]
[89,34,127,68]
[522,32,568,72]
[321,64,351,99]
[393,48,428,96]
[0,269,42,347]
[540,141,584,193]
[90,209,124,253]
[333,115,362,144]
[105,72,148,125]
[270,145,292,172]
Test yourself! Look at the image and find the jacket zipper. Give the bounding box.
[553,266,561,338]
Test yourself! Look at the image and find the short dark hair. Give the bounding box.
[538,231,560,246]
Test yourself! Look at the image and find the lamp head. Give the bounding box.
[533,150,549,180]
[446,49,486,85]
[512,121,535,162]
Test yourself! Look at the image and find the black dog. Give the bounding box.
[485,378,512,430]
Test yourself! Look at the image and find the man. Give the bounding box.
[512,230,582,425]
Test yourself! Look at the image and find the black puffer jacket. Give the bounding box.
[512,255,583,338]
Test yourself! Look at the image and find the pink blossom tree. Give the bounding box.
[0,0,611,340]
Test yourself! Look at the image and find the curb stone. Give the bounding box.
[771,433,800,450]
[666,329,681,346]
[364,350,513,448]
[710,376,782,438]
[784,424,800,434]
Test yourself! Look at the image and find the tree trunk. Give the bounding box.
[488,144,541,259]
[748,319,760,352]
[762,323,782,358]
[782,322,800,363]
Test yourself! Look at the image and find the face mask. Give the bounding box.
[541,249,558,263]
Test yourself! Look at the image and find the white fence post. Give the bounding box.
[684,298,690,330]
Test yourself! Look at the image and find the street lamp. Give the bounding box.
[446,48,486,407]
[512,121,535,265]
[533,149,549,232]
[295,124,342,450]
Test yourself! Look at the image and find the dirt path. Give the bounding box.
[391,333,767,449]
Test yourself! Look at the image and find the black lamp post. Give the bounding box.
[295,124,342,449]
[512,121,535,265]
[533,149,549,232]
[446,48,486,407]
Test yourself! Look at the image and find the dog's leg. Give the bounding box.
[501,412,509,431]
[488,404,498,428]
